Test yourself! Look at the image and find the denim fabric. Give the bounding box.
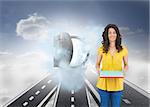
[97,88,123,107]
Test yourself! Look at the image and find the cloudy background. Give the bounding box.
[0,0,149,106]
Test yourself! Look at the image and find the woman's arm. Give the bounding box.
[95,54,103,74]
[123,55,128,73]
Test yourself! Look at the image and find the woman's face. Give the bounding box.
[108,28,117,42]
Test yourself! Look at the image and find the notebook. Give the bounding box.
[99,70,124,78]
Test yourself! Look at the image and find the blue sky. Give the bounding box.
[0,1,149,32]
[0,1,149,105]
[0,1,149,58]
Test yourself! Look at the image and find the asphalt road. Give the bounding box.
[3,71,149,107]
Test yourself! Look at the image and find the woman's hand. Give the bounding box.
[96,65,100,74]
[123,54,128,77]
[97,70,100,74]
[96,69,100,74]
[123,65,128,76]
[124,65,128,72]
[96,54,102,75]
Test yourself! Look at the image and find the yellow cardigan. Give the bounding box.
[96,45,128,91]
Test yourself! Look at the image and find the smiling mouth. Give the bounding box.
[110,37,116,39]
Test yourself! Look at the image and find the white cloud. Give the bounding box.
[0,51,51,106]
[0,52,12,55]
[148,63,150,93]
[16,13,50,40]
[16,13,104,58]
[49,21,104,60]
[119,26,144,37]
[52,65,85,91]
[125,59,148,93]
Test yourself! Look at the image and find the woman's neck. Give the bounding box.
[109,42,116,48]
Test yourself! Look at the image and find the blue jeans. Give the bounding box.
[97,88,123,107]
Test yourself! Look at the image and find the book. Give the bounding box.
[99,70,124,78]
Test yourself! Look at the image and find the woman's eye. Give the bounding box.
[113,32,116,34]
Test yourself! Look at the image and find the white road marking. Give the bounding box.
[71,104,75,107]
[37,86,58,107]
[85,87,91,107]
[71,90,75,94]
[84,79,100,102]
[47,80,52,84]
[71,97,75,102]
[122,98,131,104]
[35,91,40,95]
[41,85,46,89]
[51,83,61,107]
[23,102,28,106]
[124,80,150,99]
[29,96,34,101]
[3,74,50,107]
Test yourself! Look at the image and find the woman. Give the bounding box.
[96,24,128,107]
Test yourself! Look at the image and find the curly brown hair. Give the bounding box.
[101,24,123,53]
